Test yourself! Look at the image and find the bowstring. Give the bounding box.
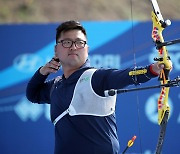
[130,0,142,153]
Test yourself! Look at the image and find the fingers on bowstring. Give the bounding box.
[52,57,60,62]
[48,58,61,71]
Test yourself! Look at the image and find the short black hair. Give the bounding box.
[56,20,87,43]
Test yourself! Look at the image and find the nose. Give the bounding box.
[70,42,77,50]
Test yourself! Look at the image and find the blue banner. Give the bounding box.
[0,21,180,154]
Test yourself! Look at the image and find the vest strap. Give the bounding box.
[53,109,69,126]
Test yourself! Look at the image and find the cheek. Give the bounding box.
[55,47,65,57]
[56,51,63,58]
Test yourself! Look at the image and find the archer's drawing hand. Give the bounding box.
[40,57,61,75]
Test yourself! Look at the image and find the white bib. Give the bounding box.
[53,69,117,125]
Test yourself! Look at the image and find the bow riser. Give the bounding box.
[151,10,171,125]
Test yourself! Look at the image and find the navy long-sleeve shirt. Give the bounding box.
[26,60,157,154]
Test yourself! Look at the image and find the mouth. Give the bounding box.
[68,53,78,56]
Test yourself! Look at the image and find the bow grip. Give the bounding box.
[159,68,170,80]
[154,56,171,80]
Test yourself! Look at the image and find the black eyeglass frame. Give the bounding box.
[57,40,87,49]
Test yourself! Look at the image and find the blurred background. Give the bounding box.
[0,0,179,23]
[0,0,180,154]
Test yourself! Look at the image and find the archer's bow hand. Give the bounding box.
[150,61,172,75]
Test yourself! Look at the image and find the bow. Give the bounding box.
[151,0,170,153]
[150,0,179,153]
[105,0,180,153]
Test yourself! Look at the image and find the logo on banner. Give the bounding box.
[89,54,121,69]
[14,96,51,121]
[13,53,44,73]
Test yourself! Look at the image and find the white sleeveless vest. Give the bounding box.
[53,69,117,126]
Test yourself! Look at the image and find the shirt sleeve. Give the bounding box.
[26,67,54,104]
[92,65,158,96]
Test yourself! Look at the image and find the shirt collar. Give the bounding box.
[62,59,91,81]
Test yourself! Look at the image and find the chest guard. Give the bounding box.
[53,69,117,126]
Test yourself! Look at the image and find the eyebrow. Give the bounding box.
[62,38,86,41]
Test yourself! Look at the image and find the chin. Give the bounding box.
[68,61,80,67]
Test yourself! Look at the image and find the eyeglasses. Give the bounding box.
[57,40,87,49]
